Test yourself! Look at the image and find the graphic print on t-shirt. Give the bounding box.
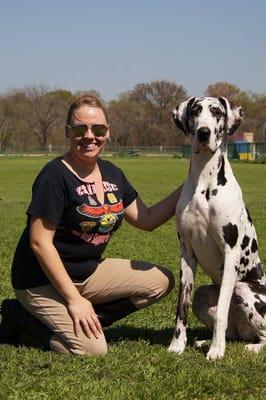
[77,201,124,233]
[74,180,125,238]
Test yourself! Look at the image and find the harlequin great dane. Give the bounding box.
[168,96,266,360]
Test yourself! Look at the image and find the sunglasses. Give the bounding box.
[66,123,109,138]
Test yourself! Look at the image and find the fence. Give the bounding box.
[106,143,266,161]
[1,143,266,161]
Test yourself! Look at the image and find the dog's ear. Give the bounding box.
[173,97,196,135]
[218,96,244,135]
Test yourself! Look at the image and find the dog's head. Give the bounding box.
[173,96,243,153]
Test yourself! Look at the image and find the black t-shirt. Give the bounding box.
[11,157,138,289]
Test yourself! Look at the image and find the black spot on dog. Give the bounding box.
[218,125,224,133]
[205,188,210,201]
[217,156,227,186]
[228,119,242,135]
[175,328,181,339]
[177,280,189,326]
[185,283,193,298]
[235,265,240,274]
[245,250,250,256]
[251,239,258,253]
[178,303,188,326]
[243,263,264,282]
[201,190,205,195]
[223,223,238,248]
[246,207,253,225]
[241,235,250,250]
[240,257,249,267]
[235,295,244,305]
[212,189,218,196]
[254,300,266,317]
[248,282,266,296]
[248,312,253,320]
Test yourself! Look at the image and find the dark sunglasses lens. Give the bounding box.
[71,125,87,137]
[91,124,108,137]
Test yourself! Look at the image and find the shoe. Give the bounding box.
[0,299,22,343]
[0,298,52,350]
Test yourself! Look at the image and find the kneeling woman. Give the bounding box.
[0,94,181,355]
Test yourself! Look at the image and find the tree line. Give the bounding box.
[0,81,265,151]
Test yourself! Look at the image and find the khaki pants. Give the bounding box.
[15,258,174,355]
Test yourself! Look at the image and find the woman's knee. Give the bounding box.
[51,332,108,356]
[131,266,175,309]
[153,266,175,299]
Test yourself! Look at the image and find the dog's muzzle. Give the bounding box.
[197,127,211,144]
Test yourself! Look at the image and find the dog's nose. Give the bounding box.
[197,127,211,143]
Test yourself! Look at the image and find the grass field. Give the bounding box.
[0,156,265,400]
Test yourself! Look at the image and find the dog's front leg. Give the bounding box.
[207,251,238,360]
[168,246,197,355]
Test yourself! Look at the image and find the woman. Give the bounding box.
[0,94,182,355]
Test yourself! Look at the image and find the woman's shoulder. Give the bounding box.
[98,158,123,176]
[39,156,65,173]
[33,156,66,184]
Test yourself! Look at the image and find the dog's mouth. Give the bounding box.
[193,137,216,155]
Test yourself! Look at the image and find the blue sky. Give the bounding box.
[1,0,265,101]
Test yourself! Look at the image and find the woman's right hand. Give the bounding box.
[67,296,103,339]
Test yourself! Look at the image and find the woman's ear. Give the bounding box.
[106,126,111,141]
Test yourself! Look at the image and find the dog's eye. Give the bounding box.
[211,107,222,117]
[190,106,201,116]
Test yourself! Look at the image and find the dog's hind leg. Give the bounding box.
[192,284,238,340]
[233,280,266,353]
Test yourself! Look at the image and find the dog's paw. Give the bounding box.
[194,339,208,349]
[206,343,225,360]
[168,337,187,355]
[168,340,186,354]
[245,343,265,354]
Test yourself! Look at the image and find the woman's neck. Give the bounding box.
[62,151,99,181]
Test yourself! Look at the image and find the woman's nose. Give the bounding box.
[83,127,95,138]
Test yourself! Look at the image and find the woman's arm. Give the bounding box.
[124,184,183,231]
[29,217,102,338]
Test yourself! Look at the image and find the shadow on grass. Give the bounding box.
[1,325,212,353]
[105,325,212,347]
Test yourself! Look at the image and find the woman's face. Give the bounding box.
[68,105,109,163]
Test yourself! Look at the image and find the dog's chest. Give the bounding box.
[176,184,228,282]
[177,183,216,236]
[177,164,241,240]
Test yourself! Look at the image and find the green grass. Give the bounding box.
[0,156,266,400]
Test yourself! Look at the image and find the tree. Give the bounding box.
[125,80,188,146]
[205,82,247,104]
[22,85,65,148]
[0,96,13,151]
[108,95,149,147]
[246,94,266,142]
